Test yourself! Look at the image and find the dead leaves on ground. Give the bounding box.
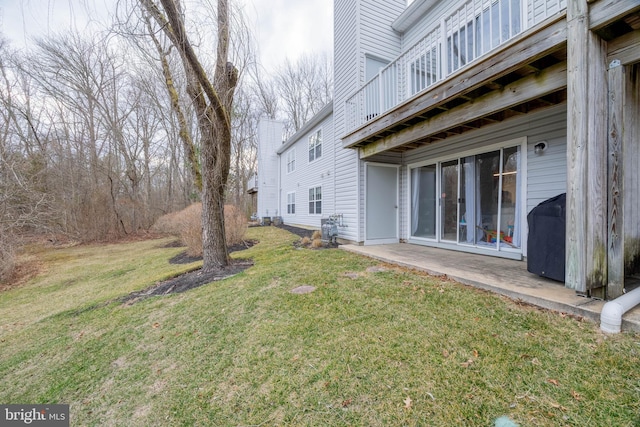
[460,359,474,368]
[459,348,480,368]
[403,396,412,409]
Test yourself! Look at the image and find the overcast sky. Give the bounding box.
[0,0,334,72]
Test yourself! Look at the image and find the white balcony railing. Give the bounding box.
[344,0,566,134]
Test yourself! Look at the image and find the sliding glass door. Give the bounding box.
[441,160,459,242]
[410,165,437,239]
[410,145,521,253]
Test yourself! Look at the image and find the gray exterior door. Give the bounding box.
[366,163,399,243]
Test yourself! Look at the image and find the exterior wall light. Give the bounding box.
[534,141,548,154]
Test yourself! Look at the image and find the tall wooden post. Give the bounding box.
[622,64,640,287]
[607,60,624,299]
[566,0,608,296]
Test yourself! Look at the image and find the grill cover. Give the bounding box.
[527,193,566,282]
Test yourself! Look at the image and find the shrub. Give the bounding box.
[0,232,16,284]
[180,204,203,257]
[151,210,183,236]
[311,238,323,248]
[224,204,248,246]
[153,203,247,257]
[301,236,311,246]
[312,230,322,240]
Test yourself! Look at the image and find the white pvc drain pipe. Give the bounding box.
[600,287,640,333]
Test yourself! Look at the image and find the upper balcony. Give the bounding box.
[343,0,569,153]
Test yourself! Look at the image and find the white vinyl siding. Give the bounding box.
[277,112,335,230]
[256,119,284,219]
[335,0,405,243]
[334,0,362,242]
[528,0,566,27]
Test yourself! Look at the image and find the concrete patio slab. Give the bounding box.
[341,243,640,333]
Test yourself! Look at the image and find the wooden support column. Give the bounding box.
[607,61,624,299]
[610,62,640,299]
[566,0,608,296]
[623,64,640,281]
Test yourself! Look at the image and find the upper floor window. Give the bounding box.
[309,186,322,214]
[286,148,296,173]
[308,129,322,162]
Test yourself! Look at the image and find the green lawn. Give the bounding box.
[1,227,639,426]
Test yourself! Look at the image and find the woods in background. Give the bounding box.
[0,0,332,280]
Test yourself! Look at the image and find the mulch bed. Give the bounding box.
[123,239,257,304]
[274,224,316,239]
[263,224,340,249]
[126,224,337,304]
[120,258,253,304]
[168,239,258,264]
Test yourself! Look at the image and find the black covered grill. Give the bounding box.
[527,193,566,282]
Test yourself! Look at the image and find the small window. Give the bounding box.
[287,192,296,214]
[286,149,296,173]
[308,186,322,214]
[308,129,322,162]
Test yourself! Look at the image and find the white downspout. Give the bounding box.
[600,287,640,333]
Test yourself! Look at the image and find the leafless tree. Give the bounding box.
[247,61,279,120]
[275,52,333,134]
[140,0,239,269]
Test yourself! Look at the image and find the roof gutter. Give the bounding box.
[277,101,334,154]
[392,0,439,33]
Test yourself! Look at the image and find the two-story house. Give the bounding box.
[256,0,640,301]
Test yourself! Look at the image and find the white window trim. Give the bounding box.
[287,191,296,215]
[405,136,528,259]
[407,137,526,169]
[308,129,322,163]
[308,185,322,215]
[286,148,296,174]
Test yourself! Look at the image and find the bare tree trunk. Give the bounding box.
[201,119,231,269]
[144,12,202,192]
[144,0,238,269]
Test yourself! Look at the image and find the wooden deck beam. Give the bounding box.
[607,29,640,65]
[342,16,568,148]
[589,0,640,31]
[360,61,567,158]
